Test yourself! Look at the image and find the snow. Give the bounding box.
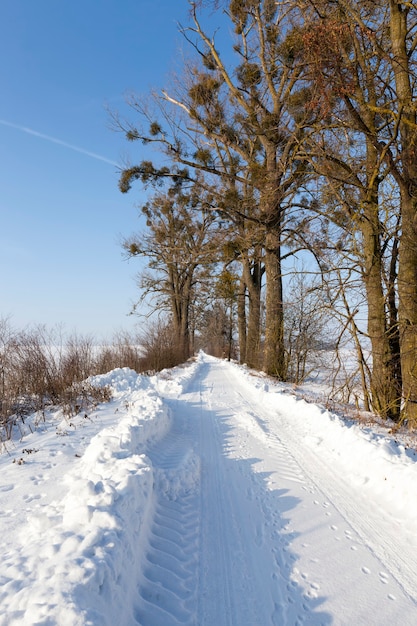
[1,352,417,624]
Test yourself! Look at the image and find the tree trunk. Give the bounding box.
[387,232,402,406]
[361,204,400,419]
[261,145,286,379]
[389,1,417,424]
[237,275,247,364]
[242,255,262,369]
[180,298,191,360]
[359,133,400,419]
[397,193,417,422]
[180,275,194,361]
[263,225,285,378]
[172,278,192,362]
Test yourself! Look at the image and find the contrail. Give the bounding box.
[0,119,119,167]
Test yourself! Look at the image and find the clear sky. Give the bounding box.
[0,0,191,339]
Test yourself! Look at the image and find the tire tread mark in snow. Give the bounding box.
[197,375,281,626]
[198,388,237,626]
[134,414,199,626]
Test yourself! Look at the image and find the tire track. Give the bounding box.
[197,392,239,626]
[196,372,291,626]
[134,405,200,626]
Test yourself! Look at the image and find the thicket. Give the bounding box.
[0,319,181,441]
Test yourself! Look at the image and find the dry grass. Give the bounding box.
[0,318,188,441]
[0,321,147,440]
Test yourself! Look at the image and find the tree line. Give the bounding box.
[117,0,417,426]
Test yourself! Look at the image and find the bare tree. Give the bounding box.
[296,0,416,420]
[123,180,221,361]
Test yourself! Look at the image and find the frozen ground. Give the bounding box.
[1,352,417,625]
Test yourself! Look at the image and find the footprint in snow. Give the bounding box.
[0,484,14,492]
[30,476,47,486]
[379,571,389,584]
[255,523,264,546]
[24,493,42,501]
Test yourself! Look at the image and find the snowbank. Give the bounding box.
[0,361,199,625]
[228,361,417,537]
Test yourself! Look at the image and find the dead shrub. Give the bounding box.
[94,331,144,373]
[137,320,183,373]
[0,319,180,441]
[61,381,112,417]
[0,322,113,440]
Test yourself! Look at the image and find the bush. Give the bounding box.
[0,318,185,440]
[137,320,184,373]
[60,381,112,417]
[94,331,144,373]
[0,322,142,440]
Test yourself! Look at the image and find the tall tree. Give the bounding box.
[123,181,220,361]
[298,0,406,419]
[119,0,311,378]
[388,1,417,423]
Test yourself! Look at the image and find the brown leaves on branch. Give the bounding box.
[302,18,362,116]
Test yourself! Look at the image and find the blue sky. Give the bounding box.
[0,0,191,339]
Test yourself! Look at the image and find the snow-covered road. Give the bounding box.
[2,353,417,624]
[136,356,417,625]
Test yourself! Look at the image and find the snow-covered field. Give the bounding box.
[1,352,417,625]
